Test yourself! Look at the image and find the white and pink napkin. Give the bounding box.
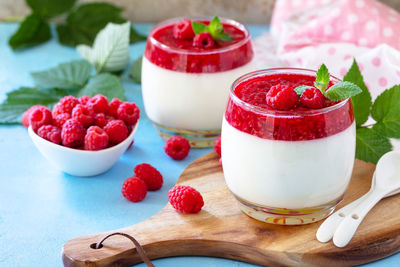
[253,0,400,147]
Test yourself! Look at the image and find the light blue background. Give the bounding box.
[0,23,398,267]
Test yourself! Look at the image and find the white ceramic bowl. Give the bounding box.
[28,123,138,176]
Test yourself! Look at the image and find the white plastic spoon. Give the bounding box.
[316,172,400,243]
[333,151,400,248]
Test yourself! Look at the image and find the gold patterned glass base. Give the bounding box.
[233,194,343,225]
[152,121,220,148]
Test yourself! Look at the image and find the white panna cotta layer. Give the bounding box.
[221,118,356,209]
[141,57,256,131]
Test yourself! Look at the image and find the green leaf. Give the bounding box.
[343,59,372,127]
[77,22,130,73]
[371,85,400,138]
[31,60,92,89]
[324,81,362,101]
[314,64,330,92]
[129,56,142,83]
[26,0,77,19]
[130,27,147,43]
[208,16,233,41]
[294,85,313,96]
[356,127,392,164]
[192,21,208,34]
[78,73,125,100]
[0,103,32,124]
[56,3,135,47]
[8,13,51,50]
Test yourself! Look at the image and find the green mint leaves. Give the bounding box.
[294,63,362,101]
[192,16,233,41]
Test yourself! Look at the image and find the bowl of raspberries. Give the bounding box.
[24,94,140,176]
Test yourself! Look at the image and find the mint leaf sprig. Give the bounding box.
[294,63,362,101]
[192,16,233,41]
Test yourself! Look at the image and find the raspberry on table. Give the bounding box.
[266,84,298,110]
[173,19,195,40]
[78,95,91,105]
[72,104,95,128]
[164,136,190,160]
[168,185,204,213]
[109,98,122,117]
[53,113,71,128]
[300,87,325,109]
[117,102,140,126]
[29,106,53,132]
[134,163,163,191]
[22,105,45,127]
[37,125,61,144]
[193,32,215,49]
[94,113,107,128]
[104,120,128,144]
[122,177,147,202]
[214,136,221,157]
[87,94,109,114]
[61,119,86,148]
[84,126,109,151]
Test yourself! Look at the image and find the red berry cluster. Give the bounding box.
[121,163,163,202]
[23,95,140,151]
[173,19,215,49]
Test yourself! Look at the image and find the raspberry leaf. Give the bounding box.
[343,59,372,127]
[191,16,233,41]
[8,13,51,50]
[77,21,130,73]
[31,60,92,89]
[371,85,400,138]
[294,85,313,96]
[356,127,392,164]
[129,56,142,84]
[26,0,77,19]
[314,64,330,92]
[78,73,126,100]
[324,81,362,101]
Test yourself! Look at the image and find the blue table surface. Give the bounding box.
[0,23,398,267]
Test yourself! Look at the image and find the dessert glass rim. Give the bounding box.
[229,68,350,117]
[148,16,251,55]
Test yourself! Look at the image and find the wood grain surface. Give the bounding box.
[62,153,400,267]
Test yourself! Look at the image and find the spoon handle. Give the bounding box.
[333,189,387,247]
[316,189,372,243]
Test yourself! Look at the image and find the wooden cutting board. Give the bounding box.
[62,153,400,267]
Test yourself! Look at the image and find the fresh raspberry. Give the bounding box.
[72,104,95,128]
[53,96,79,116]
[164,136,190,160]
[61,119,85,148]
[134,163,163,191]
[84,126,109,151]
[168,185,204,213]
[121,177,147,202]
[78,96,91,105]
[37,125,61,144]
[173,19,195,40]
[108,98,122,117]
[104,120,128,144]
[300,87,325,109]
[87,94,109,114]
[117,102,140,126]
[29,106,52,132]
[266,84,298,110]
[94,113,107,128]
[22,105,45,127]
[214,136,221,157]
[193,32,215,49]
[53,113,71,128]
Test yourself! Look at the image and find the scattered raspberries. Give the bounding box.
[300,87,325,109]
[168,185,204,213]
[193,32,215,48]
[122,163,163,202]
[214,136,221,157]
[164,136,191,160]
[266,85,298,110]
[23,94,139,151]
[173,19,195,40]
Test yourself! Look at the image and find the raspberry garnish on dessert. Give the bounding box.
[173,18,194,40]
[300,87,325,109]
[265,84,298,110]
[193,32,215,48]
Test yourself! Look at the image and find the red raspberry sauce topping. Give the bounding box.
[225,73,354,141]
[145,19,253,73]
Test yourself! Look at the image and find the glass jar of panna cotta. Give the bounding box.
[222,69,356,225]
[142,17,255,147]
